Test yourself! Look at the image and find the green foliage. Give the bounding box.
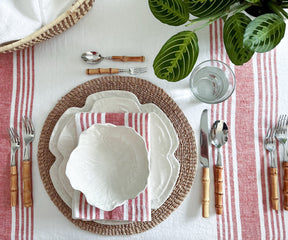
[243,13,286,52]
[224,13,254,65]
[153,31,199,82]
[184,0,238,18]
[245,0,261,3]
[148,0,189,26]
[148,0,287,81]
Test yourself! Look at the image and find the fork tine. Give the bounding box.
[27,117,35,133]
[266,127,271,138]
[280,115,286,128]
[8,127,20,144]
[284,115,288,127]
[22,116,27,132]
[272,128,276,139]
[12,128,20,143]
[8,127,14,142]
[277,115,283,129]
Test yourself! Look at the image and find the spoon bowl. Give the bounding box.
[81,51,145,64]
[81,51,105,64]
[210,120,228,153]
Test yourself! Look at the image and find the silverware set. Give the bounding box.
[7,116,35,207]
[81,51,147,75]
[264,114,288,211]
[200,109,229,218]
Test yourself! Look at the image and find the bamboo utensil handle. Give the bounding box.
[23,160,32,207]
[283,162,288,210]
[11,166,17,207]
[214,165,223,215]
[270,167,279,210]
[86,68,119,75]
[202,167,210,218]
[111,56,145,62]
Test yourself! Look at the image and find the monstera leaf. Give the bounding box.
[184,0,238,18]
[224,13,254,65]
[153,31,199,82]
[148,0,189,26]
[243,13,286,53]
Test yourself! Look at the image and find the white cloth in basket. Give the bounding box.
[0,0,75,44]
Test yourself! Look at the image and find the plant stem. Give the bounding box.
[268,1,288,19]
[187,3,251,32]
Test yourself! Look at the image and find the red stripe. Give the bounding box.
[23,48,30,240]
[145,113,149,220]
[221,17,238,239]
[96,112,101,123]
[20,49,26,240]
[209,22,221,240]
[263,52,276,239]
[268,50,280,237]
[235,59,261,239]
[25,48,30,240]
[80,113,85,131]
[145,188,149,220]
[83,198,88,219]
[219,18,232,240]
[128,114,133,221]
[13,51,20,240]
[257,53,270,239]
[128,199,133,221]
[139,114,143,221]
[85,112,89,130]
[0,51,14,239]
[29,47,35,240]
[91,112,95,125]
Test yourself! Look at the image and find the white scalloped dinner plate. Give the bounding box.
[49,90,179,215]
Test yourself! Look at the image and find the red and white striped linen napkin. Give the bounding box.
[72,112,151,221]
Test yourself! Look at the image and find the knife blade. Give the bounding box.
[200,109,210,218]
[200,109,209,167]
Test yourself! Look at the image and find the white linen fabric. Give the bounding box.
[1,0,288,239]
[0,0,75,44]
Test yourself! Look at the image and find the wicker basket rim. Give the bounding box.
[0,0,88,52]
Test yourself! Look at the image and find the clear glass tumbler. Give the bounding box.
[190,60,236,104]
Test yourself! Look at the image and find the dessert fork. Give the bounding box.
[276,114,288,210]
[22,116,35,208]
[8,127,20,206]
[264,127,278,210]
[86,67,147,75]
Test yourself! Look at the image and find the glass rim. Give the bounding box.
[190,59,236,104]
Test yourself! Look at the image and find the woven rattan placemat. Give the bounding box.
[37,76,197,235]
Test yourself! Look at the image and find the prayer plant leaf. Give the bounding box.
[183,0,238,18]
[148,0,189,26]
[243,13,286,53]
[224,13,254,65]
[153,31,199,82]
[245,0,261,3]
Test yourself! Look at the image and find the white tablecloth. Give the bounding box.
[1,0,288,239]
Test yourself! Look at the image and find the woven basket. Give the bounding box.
[0,0,95,53]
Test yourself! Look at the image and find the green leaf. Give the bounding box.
[148,0,189,26]
[224,13,254,65]
[245,0,260,3]
[183,0,238,18]
[243,13,286,53]
[153,31,199,82]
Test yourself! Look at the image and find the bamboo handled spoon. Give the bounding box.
[81,51,145,64]
[210,120,228,215]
